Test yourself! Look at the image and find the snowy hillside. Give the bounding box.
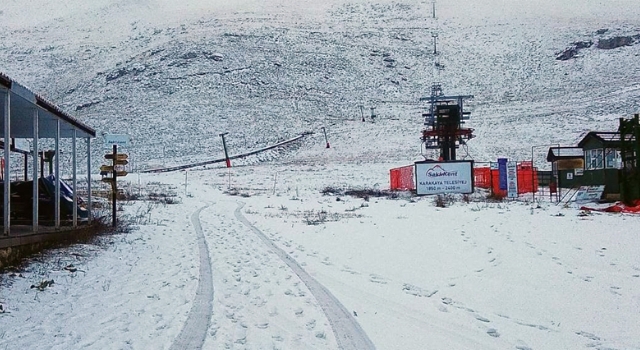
[1,0,640,168]
[1,1,640,350]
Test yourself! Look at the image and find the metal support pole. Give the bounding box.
[86,138,92,223]
[3,88,10,235]
[32,108,39,232]
[322,127,330,148]
[54,120,60,229]
[72,130,77,227]
[432,33,438,55]
[220,132,231,168]
[359,105,365,122]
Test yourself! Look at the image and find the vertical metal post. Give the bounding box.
[489,162,494,197]
[72,129,77,227]
[112,144,117,227]
[54,120,60,229]
[556,143,561,202]
[3,88,10,235]
[432,33,438,55]
[32,108,39,232]
[359,105,365,122]
[86,137,92,223]
[322,127,330,148]
[220,132,230,168]
[40,151,44,177]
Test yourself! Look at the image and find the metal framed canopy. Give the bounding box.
[0,72,96,139]
[1,71,96,236]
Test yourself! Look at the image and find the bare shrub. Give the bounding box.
[304,210,328,225]
[321,187,342,195]
[433,194,456,208]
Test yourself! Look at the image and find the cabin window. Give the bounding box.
[605,149,621,169]
[585,148,604,170]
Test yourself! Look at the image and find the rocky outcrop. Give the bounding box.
[556,40,593,60]
[105,64,147,82]
[597,36,635,50]
[556,47,578,61]
[557,32,639,60]
[573,40,593,49]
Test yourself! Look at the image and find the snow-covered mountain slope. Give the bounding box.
[1,0,639,168]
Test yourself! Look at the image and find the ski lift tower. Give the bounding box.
[419,84,474,161]
[419,0,474,161]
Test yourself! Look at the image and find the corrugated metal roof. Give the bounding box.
[577,131,636,147]
[0,71,96,139]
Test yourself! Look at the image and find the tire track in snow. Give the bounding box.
[169,206,214,350]
[234,202,376,350]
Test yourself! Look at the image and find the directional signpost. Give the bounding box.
[102,144,129,227]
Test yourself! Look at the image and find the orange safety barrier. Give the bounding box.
[474,162,539,196]
[474,167,492,188]
[390,165,415,191]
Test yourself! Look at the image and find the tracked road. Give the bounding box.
[234,202,376,350]
[169,206,214,350]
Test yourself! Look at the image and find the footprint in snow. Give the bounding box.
[369,274,388,284]
[255,321,269,329]
[487,328,500,337]
[475,315,491,323]
[305,319,316,330]
[402,283,438,297]
[341,266,360,275]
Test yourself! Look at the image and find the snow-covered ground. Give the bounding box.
[1,148,640,349]
[1,0,640,349]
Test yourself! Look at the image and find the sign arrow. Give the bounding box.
[104,153,129,160]
[100,165,114,172]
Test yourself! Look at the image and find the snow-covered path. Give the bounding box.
[197,197,342,348]
[234,202,375,349]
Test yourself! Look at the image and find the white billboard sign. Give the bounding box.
[415,161,474,195]
[104,134,130,147]
[506,161,518,198]
[574,185,605,203]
